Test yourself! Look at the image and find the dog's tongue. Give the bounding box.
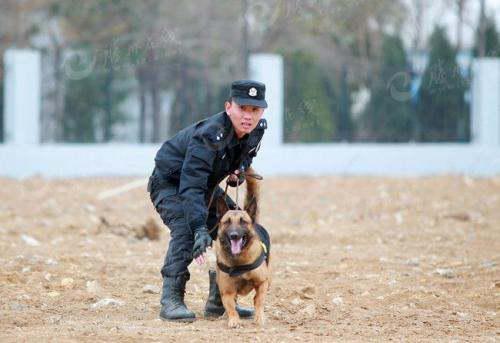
[230,238,243,255]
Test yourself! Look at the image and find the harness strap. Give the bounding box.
[217,248,267,277]
[259,241,267,254]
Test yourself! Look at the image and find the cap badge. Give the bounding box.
[248,87,257,97]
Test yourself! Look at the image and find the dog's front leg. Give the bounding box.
[221,291,240,328]
[253,280,269,327]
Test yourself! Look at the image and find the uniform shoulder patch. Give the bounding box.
[198,122,229,151]
[199,122,225,141]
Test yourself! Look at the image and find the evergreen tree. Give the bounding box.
[63,54,129,142]
[417,26,469,142]
[361,34,414,142]
[284,51,336,143]
[336,65,352,142]
[166,55,214,136]
[55,1,136,142]
[473,16,500,57]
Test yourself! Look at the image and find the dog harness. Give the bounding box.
[217,241,268,277]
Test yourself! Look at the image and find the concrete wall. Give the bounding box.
[0,143,499,178]
[472,58,500,146]
[249,54,284,148]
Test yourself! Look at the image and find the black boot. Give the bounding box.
[204,270,254,319]
[159,273,196,322]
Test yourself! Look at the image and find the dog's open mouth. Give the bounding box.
[229,235,247,255]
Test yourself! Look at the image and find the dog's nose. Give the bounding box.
[229,232,239,240]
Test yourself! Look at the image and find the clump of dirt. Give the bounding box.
[136,218,161,241]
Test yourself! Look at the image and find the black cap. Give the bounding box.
[229,79,268,108]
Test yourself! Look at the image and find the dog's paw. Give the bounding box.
[254,313,265,327]
[228,317,241,329]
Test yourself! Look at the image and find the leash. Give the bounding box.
[229,171,263,210]
[208,170,268,277]
[206,171,263,235]
[207,171,263,210]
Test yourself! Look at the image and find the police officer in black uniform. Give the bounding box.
[147,80,268,321]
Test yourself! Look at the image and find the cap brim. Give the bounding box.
[233,97,268,109]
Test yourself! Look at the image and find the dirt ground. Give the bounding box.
[0,175,498,342]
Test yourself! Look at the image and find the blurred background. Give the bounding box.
[2,3,500,341]
[1,0,499,146]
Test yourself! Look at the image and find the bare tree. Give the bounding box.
[413,0,425,50]
[478,0,486,56]
[443,0,469,50]
[456,0,467,50]
[1,0,414,142]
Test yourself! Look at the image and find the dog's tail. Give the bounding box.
[244,166,260,223]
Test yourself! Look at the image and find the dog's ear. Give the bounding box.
[216,196,230,218]
[244,195,258,223]
[243,167,260,223]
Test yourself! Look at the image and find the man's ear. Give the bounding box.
[216,196,230,218]
[225,101,231,114]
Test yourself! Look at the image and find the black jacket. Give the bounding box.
[151,111,267,233]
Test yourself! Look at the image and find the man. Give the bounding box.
[147,80,268,321]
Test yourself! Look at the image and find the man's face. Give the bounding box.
[225,100,265,138]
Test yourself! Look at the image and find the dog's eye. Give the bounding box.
[239,217,247,226]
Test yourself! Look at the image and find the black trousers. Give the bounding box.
[149,178,238,278]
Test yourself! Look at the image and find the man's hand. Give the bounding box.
[227,169,245,187]
[192,227,212,264]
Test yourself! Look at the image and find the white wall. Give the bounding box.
[0,143,499,178]
[3,49,41,144]
[472,59,500,146]
[254,144,500,176]
[249,54,284,147]
[0,144,156,178]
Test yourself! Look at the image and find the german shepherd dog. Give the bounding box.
[214,167,271,328]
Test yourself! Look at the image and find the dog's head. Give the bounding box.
[216,193,258,256]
